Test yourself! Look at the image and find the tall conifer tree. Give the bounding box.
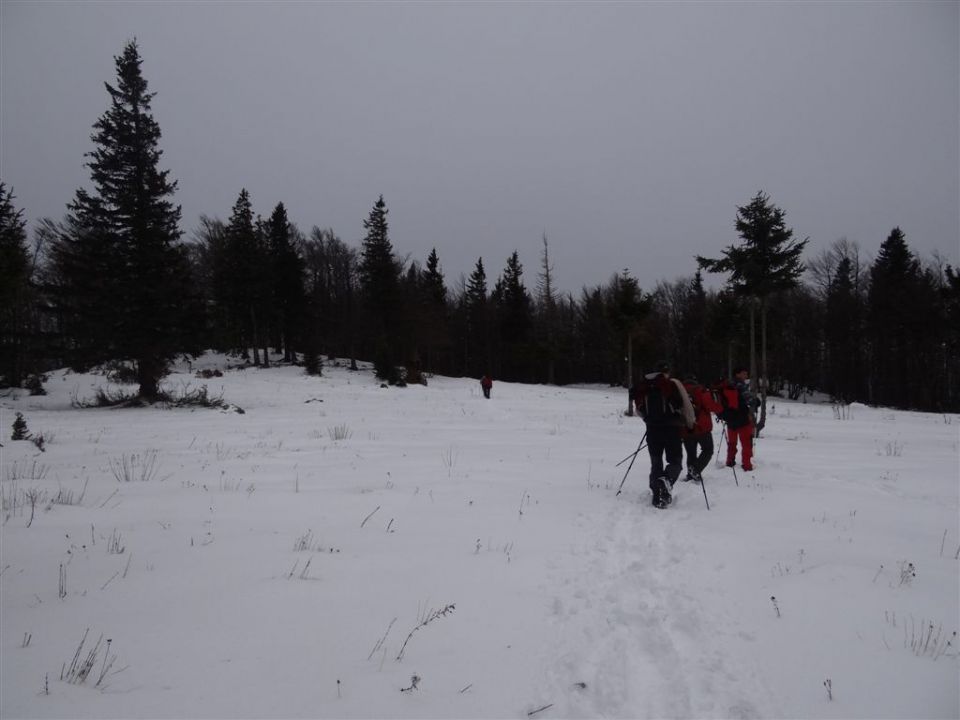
[0,183,31,386]
[50,40,195,399]
[698,191,807,430]
[358,195,399,381]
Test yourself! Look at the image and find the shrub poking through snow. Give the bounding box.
[108,451,162,483]
[400,674,421,693]
[328,424,352,441]
[898,561,916,587]
[396,603,455,661]
[60,629,121,687]
[158,383,229,410]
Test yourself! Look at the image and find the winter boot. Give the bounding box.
[659,476,673,507]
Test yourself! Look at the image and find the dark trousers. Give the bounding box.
[482,386,491,399]
[683,431,714,474]
[646,426,683,490]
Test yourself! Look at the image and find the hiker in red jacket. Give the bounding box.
[681,375,723,483]
[718,367,756,471]
[480,374,493,399]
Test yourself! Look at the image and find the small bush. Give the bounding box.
[70,387,140,408]
[11,412,29,440]
[166,384,225,408]
[24,374,47,396]
[104,361,139,385]
[108,451,162,483]
[158,383,237,411]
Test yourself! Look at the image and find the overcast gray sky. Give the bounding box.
[1,0,957,293]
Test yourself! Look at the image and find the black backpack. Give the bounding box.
[638,375,682,425]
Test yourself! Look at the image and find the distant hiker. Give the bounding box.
[634,362,695,509]
[718,367,757,471]
[681,374,722,483]
[480,374,493,399]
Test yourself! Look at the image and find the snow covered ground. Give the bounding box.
[1,354,957,719]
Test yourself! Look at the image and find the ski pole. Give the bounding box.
[616,431,647,496]
[700,471,710,510]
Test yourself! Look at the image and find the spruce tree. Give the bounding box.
[465,257,489,376]
[0,183,31,386]
[419,248,449,374]
[825,256,861,402]
[698,191,807,430]
[495,251,533,380]
[265,202,305,362]
[358,195,399,381]
[221,189,265,361]
[50,41,195,399]
[866,227,933,408]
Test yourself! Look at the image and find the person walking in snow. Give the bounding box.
[634,362,696,509]
[480,374,493,399]
[721,367,757,471]
[681,374,723,483]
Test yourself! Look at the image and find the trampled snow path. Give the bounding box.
[532,485,778,719]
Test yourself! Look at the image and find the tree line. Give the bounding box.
[1,41,958,412]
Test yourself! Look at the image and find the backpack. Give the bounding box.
[718,382,749,428]
[638,374,683,425]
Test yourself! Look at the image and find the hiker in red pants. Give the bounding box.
[719,367,757,471]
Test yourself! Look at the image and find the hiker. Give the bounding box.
[480,374,493,399]
[719,366,757,471]
[681,374,723,483]
[634,362,695,509]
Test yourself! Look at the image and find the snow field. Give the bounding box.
[1,356,957,718]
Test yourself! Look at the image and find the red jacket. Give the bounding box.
[683,382,722,435]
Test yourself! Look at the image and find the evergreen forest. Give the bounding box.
[2,41,958,413]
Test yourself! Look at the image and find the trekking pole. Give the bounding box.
[616,431,647,496]
[616,436,648,467]
[720,421,739,487]
[700,472,710,510]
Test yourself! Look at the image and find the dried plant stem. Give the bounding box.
[396,603,455,661]
[360,505,380,528]
[100,572,119,591]
[367,617,397,661]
